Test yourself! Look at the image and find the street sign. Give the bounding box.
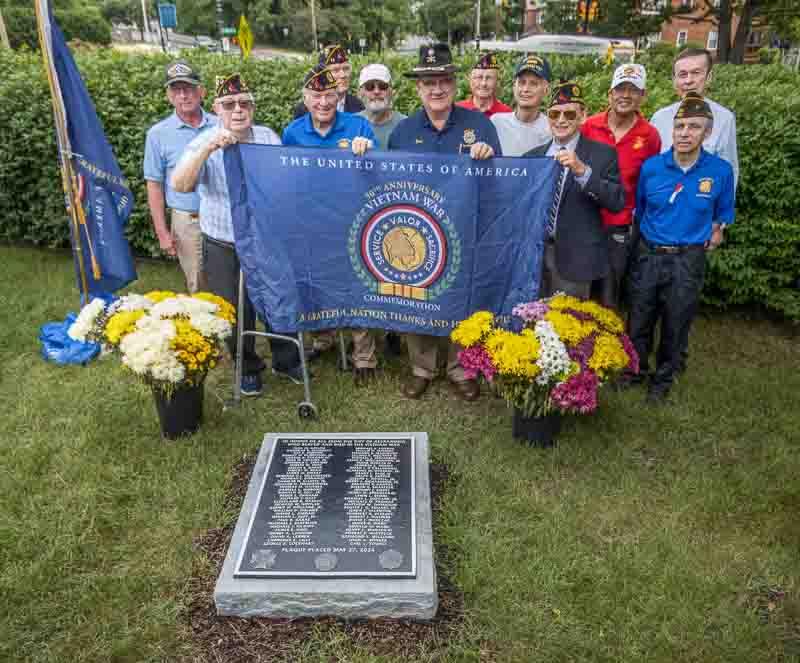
[158,3,177,29]
[222,27,237,36]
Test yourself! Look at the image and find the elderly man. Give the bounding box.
[144,60,217,292]
[455,51,511,118]
[581,64,661,310]
[626,93,735,403]
[524,82,625,299]
[387,43,502,401]
[293,44,364,119]
[283,65,378,385]
[170,74,302,397]
[356,63,407,148]
[651,47,738,371]
[491,53,552,157]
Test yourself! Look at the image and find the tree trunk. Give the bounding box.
[730,0,755,64]
[717,0,732,63]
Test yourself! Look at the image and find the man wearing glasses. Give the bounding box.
[387,43,502,401]
[283,65,379,385]
[171,74,303,397]
[524,81,625,299]
[356,63,406,150]
[456,51,511,118]
[144,60,217,293]
[293,44,364,119]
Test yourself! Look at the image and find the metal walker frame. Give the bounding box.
[226,270,349,419]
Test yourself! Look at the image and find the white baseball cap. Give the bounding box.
[358,63,392,87]
[611,63,646,91]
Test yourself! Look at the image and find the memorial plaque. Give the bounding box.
[235,436,415,578]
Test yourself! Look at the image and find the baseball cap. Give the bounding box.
[165,60,201,87]
[358,63,392,87]
[514,53,551,82]
[611,64,646,91]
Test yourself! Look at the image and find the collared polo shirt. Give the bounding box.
[581,111,661,227]
[651,97,738,189]
[455,97,512,117]
[179,125,281,243]
[635,148,735,246]
[282,111,378,149]
[387,105,502,156]
[144,110,217,212]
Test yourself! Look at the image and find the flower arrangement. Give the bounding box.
[69,290,234,393]
[451,294,639,417]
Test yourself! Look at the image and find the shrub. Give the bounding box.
[2,7,112,50]
[0,48,798,318]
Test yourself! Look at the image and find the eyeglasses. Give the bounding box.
[547,109,578,121]
[220,98,253,111]
[420,77,454,90]
[363,81,389,92]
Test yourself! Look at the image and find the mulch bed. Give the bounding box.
[182,454,471,662]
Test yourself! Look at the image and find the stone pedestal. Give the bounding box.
[214,433,437,620]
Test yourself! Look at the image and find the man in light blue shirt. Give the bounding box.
[144,60,216,292]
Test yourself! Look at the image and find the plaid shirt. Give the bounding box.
[180,125,281,242]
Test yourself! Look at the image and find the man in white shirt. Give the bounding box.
[356,63,407,149]
[491,54,552,157]
[650,47,738,189]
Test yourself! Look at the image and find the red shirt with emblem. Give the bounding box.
[456,98,513,118]
[581,111,661,227]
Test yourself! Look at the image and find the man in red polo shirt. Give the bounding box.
[581,63,661,310]
[456,51,512,117]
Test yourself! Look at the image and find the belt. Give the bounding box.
[171,209,199,220]
[642,240,704,254]
[202,233,235,249]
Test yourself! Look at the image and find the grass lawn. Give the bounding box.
[1,246,799,663]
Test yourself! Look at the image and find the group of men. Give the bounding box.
[144,41,736,405]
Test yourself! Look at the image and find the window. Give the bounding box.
[537,11,545,25]
[707,30,718,50]
[676,30,688,47]
[680,0,694,8]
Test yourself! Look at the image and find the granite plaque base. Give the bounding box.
[214,433,437,620]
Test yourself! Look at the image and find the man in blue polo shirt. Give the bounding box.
[144,60,216,292]
[625,92,735,404]
[387,43,501,402]
[283,65,379,385]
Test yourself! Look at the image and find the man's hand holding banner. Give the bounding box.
[224,146,558,335]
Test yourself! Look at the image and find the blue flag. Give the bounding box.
[49,12,136,296]
[225,146,558,335]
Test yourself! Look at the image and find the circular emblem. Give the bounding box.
[314,552,339,572]
[360,205,446,288]
[572,85,580,96]
[378,549,404,570]
[337,138,351,149]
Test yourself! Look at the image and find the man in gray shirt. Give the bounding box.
[491,54,552,157]
[357,63,406,149]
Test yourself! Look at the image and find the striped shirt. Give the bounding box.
[180,125,281,243]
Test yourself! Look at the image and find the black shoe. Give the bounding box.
[646,385,670,405]
[353,366,376,386]
[384,332,403,358]
[305,346,331,363]
[272,365,308,385]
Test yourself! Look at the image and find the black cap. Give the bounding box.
[404,43,458,79]
[514,53,551,82]
[165,60,201,87]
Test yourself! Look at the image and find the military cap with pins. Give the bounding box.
[304,64,337,92]
[215,73,251,98]
[549,80,585,107]
[675,91,713,120]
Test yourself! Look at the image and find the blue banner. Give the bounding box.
[50,12,137,296]
[225,146,558,335]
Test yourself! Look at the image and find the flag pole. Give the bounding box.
[34,0,91,300]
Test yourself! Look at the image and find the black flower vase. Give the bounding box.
[152,381,204,439]
[512,408,562,448]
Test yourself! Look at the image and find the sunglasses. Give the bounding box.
[363,81,389,92]
[220,98,253,112]
[547,109,578,121]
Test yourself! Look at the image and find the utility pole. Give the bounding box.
[140,0,150,41]
[475,0,481,51]
[310,0,318,52]
[0,8,10,49]
[495,0,502,38]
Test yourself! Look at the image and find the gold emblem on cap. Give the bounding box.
[572,85,580,96]
[463,129,476,145]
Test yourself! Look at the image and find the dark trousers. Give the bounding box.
[202,235,300,376]
[594,226,633,310]
[627,241,706,390]
[541,240,592,298]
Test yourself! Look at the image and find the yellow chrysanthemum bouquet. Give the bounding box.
[451,294,639,417]
[69,290,234,393]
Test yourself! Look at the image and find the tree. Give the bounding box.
[418,0,495,46]
[542,0,671,41]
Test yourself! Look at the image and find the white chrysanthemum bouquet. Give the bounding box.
[69,290,235,392]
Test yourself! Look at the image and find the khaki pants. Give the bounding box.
[406,334,466,382]
[171,209,205,293]
[313,329,377,369]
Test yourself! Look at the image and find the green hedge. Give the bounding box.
[0,48,798,319]
[1,7,112,49]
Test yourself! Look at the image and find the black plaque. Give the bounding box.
[235,435,416,577]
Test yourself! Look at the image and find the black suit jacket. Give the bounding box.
[525,135,625,283]
[293,92,365,120]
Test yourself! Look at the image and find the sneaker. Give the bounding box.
[272,365,307,385]
[240,373,263,397]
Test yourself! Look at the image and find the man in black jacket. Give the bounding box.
[525,81,625,298]
[292,45,364,119]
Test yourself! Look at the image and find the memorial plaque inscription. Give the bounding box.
[235,436,415,577]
